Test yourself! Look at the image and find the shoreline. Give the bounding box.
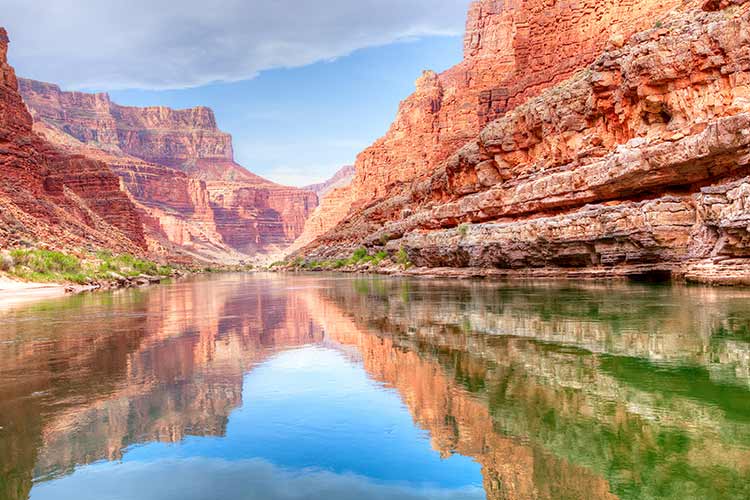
[271,260,750,287]
[0,273,173,311]
[0,277,71,309]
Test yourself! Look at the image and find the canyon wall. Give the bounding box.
[290,166,356,255]
[19,79,317,261]
[303,165,355,199]
[350,0,685,204]
[300,0,750,284]
[0,28,146,254]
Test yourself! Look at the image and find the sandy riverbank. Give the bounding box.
[0,276,73,309]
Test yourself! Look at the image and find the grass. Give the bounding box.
[9,249,87,284]
[95,251,172,278]
[396,247,412,268]
[3,248,174,285]
[285,248,394,271]
[372,251,389,265]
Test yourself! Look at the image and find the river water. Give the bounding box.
[0,273,748,500]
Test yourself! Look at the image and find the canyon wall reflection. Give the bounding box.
[1,274,750,500]
[0,274,323,500]
[315,277,750,500]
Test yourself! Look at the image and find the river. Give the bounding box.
[1,273,749,499]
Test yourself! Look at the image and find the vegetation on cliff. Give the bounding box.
[271,247,411,272]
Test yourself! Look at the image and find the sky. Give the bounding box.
[2,0,471,186]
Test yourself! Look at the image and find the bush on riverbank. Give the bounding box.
[277,248,402,272]
[3,248,175,284]
[95,251,173,278]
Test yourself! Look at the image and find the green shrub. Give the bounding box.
[373,251,389,265]
[157,265,174,276]
[396,247,412,268]
[5,248,173,284]
[96,253,159,277]
[352,248,368,262]
[8,249,84,282]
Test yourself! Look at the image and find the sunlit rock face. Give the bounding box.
[0,28,146,254]
[18,79,317,261]
[300,0,750,284]
[303,165,355,199]
[289,183,355,255]
[289,166,356,256]
[347,0,683,204]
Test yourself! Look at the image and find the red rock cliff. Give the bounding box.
[300,0,750,285]
[296,0,685,255]
[350,0,685,204]
[19,80,318,259]
[0,28,146,254]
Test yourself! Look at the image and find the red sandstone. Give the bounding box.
[0,28,146,255]
[19,79,317,261]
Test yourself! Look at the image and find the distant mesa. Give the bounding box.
[18,78,318,262]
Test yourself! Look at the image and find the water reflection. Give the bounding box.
[0,274,749,499]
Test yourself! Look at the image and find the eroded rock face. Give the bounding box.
[349,0,685,204]
[19,79,317,260]
[289,166,358,255]
[303,165,355,199]
[301,0,750,284]
[0,28,146,254]
[288,184,355,255]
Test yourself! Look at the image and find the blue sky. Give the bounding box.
[107,36,464,186]
[3,0,471,186]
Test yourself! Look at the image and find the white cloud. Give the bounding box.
[2,0,471,90]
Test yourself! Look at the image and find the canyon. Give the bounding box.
[297,0,750,285]
[0,28,146,255]
[16,78,317,262]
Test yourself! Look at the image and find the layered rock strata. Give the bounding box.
[350,0,685,203]
[300,0,750,284]
[289,166,356,254]
[0,28,146,254]
[19,79,317,260]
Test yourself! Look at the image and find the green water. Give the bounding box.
[0,273,748,499]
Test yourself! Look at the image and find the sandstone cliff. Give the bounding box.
[299,0,750,285]
[290,166,356,254]
[19,79,318,261]
[350,0,686,204]
[0,28,146,255]
[303,165,355,198]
